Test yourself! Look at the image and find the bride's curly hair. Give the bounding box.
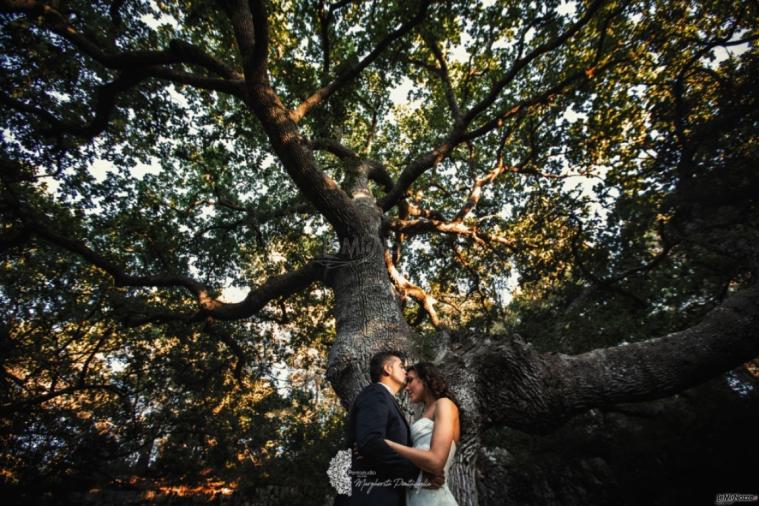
[407,362,459,407]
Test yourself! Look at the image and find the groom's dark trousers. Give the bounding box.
[347,382,419,506]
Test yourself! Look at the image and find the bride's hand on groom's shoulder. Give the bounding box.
[423,470,444,490]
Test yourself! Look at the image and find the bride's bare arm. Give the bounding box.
[384,398,459,475]
[383,439,438,474]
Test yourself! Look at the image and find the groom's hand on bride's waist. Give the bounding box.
[423,471,444,489]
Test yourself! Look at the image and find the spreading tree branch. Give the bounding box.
[387,217,518,253]
[451,280,759,433]
[378,2,615,211]
[0,383,129,415]
[423,33,462,126]
[384,250,440,327]
[290,0,433,123]
[9,199,323,325]
[1,0,244,142]
[309,138,395,192]
[123,260,325,325]
[1,72,147,140]
[462,0,606,126]
[453,118,527,222]
[28,220,207,297]
[3,1,243,81]
[219,0,366,237]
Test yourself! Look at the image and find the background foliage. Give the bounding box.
[1,0,757,503]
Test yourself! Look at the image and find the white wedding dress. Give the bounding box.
[407,417,458,506]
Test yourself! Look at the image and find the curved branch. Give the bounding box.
[378,134,463,211]
[167,39,243,80]
[200,260,326,320]
[2,1,244,142]
[387,217,518,252]
[4,1,242,80]
[123,260,326,325]
[378,61,612,212]
[0,382,129,415]
[377,5,616,212]
[308,137,358,158]
[423,33,462,125]
[20,209,325,325]
[190,197,313,243]
[145,66,244,95]
[2,177,206,301]
[453,122,527,223]
[309,138,395,192]
[219,1,365,237]
[1,72,146,140]
[29,220,206,296]
[462,0,606,125]
[384,250,440,327]
[460,67,589,143]
[204,323,246,382]
[557,281,759,408]
[290,0,432,123]
[452,281,759,434]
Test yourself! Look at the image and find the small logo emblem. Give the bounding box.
[327,449,352,496]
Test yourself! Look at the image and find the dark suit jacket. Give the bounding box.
[347,382,419,506]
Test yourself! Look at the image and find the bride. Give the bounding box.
[384,362,460,506]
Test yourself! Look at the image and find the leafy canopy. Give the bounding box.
[1,0,757,500]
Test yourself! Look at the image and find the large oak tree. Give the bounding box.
[1,0,758,503]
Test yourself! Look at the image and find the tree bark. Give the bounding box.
[451,281,759,434]
[327,269,759,505]
[325,239,413,406]
[324,165,414,406]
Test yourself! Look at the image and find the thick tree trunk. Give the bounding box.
[322,168,484,504]
[323,162,415,401]
[327,269,759,505]
[326,253,482,506]
[325,237,413,406]
[321,148,759,506]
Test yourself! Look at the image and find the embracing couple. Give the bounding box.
[346,350,460,506]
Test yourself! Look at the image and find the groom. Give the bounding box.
[346,350,441,505]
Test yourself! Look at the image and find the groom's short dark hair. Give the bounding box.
[369,350,404,383]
